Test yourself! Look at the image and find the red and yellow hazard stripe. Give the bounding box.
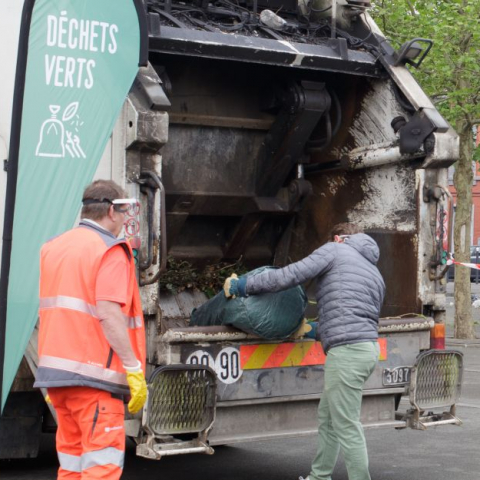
[240,338,387,370]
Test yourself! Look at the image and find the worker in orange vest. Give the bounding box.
[34,179,147,480]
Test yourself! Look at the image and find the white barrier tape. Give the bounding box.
[447,259,480,271]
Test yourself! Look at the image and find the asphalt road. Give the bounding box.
[2,390,480,480]
[2,287,480,480]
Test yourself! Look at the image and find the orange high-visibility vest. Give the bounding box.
[34,221,146,396]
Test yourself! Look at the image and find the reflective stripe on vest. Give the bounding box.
[39,355,127,386]
[58,447,124,472]
[40,296,98,318]
[126,315,142,329]
[40,295,142,330]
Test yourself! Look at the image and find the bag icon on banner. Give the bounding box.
[36,102,86,159]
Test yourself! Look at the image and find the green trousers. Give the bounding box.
[309,341,380,480]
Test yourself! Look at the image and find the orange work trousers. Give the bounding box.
[48,386,125,480]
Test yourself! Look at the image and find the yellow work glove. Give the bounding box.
[45,394,52,405]
[290,318,313,339]
[125,365,147,414]
[223,273,238,298]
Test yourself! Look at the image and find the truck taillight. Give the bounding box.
[430,323,446,350]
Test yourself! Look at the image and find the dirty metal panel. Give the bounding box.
[159,291,209,326]
[308,78,410,167]
[208,393,399,445]
[293,161,418,318]
[378,317,434,334]
[337,81,418,231]
[162,326,259,344]
[149,27,381,77]
[0,391,44,459]
[290,79,418,258]
[346,79,409,148]
[172,334,418,402]
[177,341,325,400]
[293,165,416,253]
[10,357,35,392]
[0,414,42,459]
[370,231,420,317]
[162,125,262,196]
[347,164,417,231]
[208,398,320,445]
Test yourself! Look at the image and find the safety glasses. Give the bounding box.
[112,198,137,214]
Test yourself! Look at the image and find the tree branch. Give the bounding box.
[404,0,416,16]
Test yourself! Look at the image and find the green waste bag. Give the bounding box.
[191,267,307,340]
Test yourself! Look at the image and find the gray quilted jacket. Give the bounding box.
[245,233,385,353]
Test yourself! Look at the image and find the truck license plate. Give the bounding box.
[382,366,411,386]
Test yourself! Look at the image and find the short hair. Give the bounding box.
[330,222,363,239]
[81,180,126,221]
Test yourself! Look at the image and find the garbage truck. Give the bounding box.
[0,0,464,460]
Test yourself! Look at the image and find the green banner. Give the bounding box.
[1,0,146,410]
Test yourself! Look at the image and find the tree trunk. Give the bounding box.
[453,122,476,339]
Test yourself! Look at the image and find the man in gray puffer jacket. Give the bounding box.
[224,223,385,480]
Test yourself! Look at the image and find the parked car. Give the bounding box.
[448,246,480,282]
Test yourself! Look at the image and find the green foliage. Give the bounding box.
[474,145,480,163]
[371,0,480,129]
[371,1,479,338]
[159,256,248,298]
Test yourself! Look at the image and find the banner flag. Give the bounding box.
[0,0,147,411]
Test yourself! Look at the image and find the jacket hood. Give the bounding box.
[345,233,380,265]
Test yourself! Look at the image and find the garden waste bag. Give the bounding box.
[190,267,307,340]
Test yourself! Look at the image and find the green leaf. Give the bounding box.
[474,146,480,163]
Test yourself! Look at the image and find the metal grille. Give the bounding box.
[146,365,216,435]
[410,350,463,410]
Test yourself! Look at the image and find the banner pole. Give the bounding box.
[0,0,36,414]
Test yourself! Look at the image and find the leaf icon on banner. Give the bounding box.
[62,102,79,122]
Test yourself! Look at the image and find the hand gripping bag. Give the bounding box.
[190,267,307,340]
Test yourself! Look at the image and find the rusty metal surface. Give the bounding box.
[161,326,260,344]
[371,232,420,317]
[161,125,262,197]
[169,112,273,131]
[161,320,434,342]
[378,317,434,333]
[289,166,419,318]
[289,169,369,262]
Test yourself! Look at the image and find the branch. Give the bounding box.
[459,32,473,52]
[404,0,416,16]
[442,51,458,71]
[460,108,473,129]
[457,114,474,134]
[431,94,449,102]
